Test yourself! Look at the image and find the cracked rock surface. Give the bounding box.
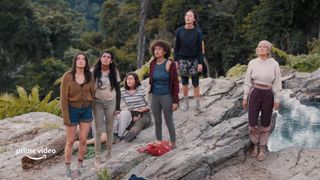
[1,73,320,179]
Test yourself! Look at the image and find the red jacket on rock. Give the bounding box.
[149,59,179,104]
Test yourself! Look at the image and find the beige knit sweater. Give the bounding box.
[243,57,282,103]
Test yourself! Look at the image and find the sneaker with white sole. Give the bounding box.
[65,168,72,179]
[180,101,189,112]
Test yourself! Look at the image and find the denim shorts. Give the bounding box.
[69,105,93,126]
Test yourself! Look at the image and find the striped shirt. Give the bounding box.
[122,86,149,111]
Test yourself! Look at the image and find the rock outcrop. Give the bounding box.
[283,68,320,103]
[1,68,320,179]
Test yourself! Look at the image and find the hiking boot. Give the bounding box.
[170,141,176,149]
[180,97,189,112]
[77,165,85,177]
[112,137,121,144]
[65,168,72,179]
[194,99,205,113]
[124,132,136,142]
[106,151,111,160]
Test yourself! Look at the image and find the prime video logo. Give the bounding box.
[16,147,56,160]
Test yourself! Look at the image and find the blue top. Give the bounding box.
[152,59,170,95]
[174,26,204,63]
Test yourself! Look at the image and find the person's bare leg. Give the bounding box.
[194,86,205,112]
[194,86,199,97]
[87,132,107,145]
[65,126,77,163]
[180,85,189,112]
[77,122,91,175]
[183,85,189,97]
[64,125,77,178]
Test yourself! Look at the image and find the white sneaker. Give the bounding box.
[65,168,72,179]
[180,101,189,112]
[77,165,85,177]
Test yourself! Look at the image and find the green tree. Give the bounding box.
[240,0,320,55]
[18,58,68,98]
[0,0,44,92]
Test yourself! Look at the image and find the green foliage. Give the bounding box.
[286,53,320,72]
[135,59,151,81]
[68,0,104,31]
[272,47,289,60]
[272,47,289,65]
[226,64,247,78]
[0,0,86,95]
[78,32,104,52]
[3,0,320,96]
[0,0,43,92]
[31,1,86,58]
[308,38,320,54]
[108,46,136,78]
[97,168,112,180]
[100,0,140,48]
[239,0,320,54]
[0,86,60,120]
[17,58,68,98]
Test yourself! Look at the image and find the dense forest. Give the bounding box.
[1,0,320,98]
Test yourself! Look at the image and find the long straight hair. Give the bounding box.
[71,52,92,83]
[93,50,118,90]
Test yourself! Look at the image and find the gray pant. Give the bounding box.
[93,98,116,157]
[125,111,151,142]
[113,110,132,137]
[114,110,152,140]
[151,94,176,142]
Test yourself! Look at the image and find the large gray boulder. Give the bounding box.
[1,71,320,179]
[283,68,320,103]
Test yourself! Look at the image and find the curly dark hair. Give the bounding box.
[70,52,92,84]
[124,72,141,90]
[150,40,171,59]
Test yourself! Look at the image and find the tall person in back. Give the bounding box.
[174,9,205,113]
[60,52,94,178]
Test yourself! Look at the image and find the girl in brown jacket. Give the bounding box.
[60,52,94,178]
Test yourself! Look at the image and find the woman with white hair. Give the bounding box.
[242,40,282,161]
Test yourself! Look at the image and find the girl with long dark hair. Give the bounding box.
[92,50,121,168]
[60,52,94,178]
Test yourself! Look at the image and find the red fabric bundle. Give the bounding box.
[137,141,172,156]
